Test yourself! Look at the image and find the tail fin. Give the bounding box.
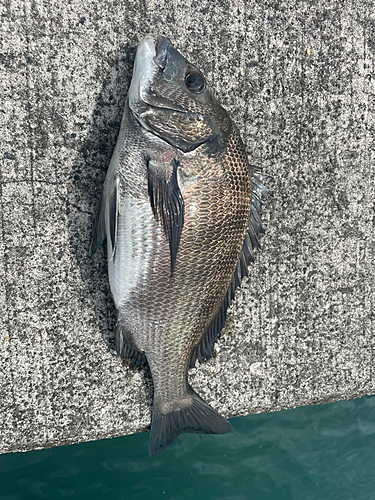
[148,385,232,456]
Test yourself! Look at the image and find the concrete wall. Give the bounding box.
[1,0,375,454]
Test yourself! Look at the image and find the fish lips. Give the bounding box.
[128,35,158,109]
[129,35,188,113]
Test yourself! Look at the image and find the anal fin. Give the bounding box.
[115,323,147,366]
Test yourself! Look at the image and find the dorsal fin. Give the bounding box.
[148,159,184,275]
[189,169,271,368]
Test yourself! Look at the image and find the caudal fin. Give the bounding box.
[148,385,232,456]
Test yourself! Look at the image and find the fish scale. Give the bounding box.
[90,35,269,456]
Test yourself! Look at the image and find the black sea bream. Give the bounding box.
[91,35,269,456]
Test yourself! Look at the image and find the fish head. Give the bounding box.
[128,35,231,153]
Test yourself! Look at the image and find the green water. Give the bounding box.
[1,396,375,500]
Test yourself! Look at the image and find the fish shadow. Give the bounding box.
[66,42,153,406]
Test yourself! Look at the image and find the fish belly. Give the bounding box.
[108,196,156,312]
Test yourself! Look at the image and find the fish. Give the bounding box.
[90,35,269,456]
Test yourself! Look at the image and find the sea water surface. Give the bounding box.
[1,395,375,500]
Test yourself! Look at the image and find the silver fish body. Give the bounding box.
[91,35,269,456]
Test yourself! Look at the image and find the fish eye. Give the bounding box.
[185,71,205,93]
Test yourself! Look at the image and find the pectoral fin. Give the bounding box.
[147,158,184,275]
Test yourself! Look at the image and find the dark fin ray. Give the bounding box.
[189,293,229,368]
[148,385,232,456]
[248,219,261,249]
[239,251,248,277]
[90,192,106,255]
[115,323,147,366]
[234,260,241,288]
[189,168,271,368]
[251,168,273,189]
[109,177,120,262]
[251,192,261,212]
[250,204,265,235]
[148,159,184,275]
[243,232,255,264]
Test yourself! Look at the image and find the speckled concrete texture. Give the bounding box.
[1,0,374,454]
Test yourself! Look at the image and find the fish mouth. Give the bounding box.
[133,34,170,74]
[127,35,158,109]
[129,35,187,114]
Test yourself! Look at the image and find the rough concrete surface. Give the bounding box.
[1,0,375,454]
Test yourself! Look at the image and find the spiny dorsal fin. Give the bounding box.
[148,159,184,275]
[189,169,271,368]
